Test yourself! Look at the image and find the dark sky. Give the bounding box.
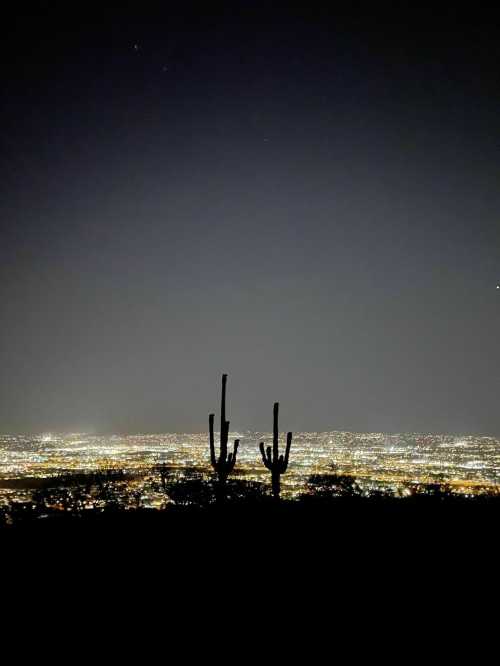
[1,3,499,435]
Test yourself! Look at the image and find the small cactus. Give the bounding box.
[209,374,239,499]
[259,402,292,500]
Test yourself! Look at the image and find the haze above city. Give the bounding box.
[1,5,499,436]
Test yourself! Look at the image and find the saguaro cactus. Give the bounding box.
[259,402,292,500]
[209,374,239,499]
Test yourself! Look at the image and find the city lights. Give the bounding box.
[1,431,498,509]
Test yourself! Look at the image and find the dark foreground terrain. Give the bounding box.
[3,495,497,555]
[2,470,498,597]
[2,494,498,631]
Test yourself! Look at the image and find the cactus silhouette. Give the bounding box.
[259,402,292,500]
[209,374,239,500]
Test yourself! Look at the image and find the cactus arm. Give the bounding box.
[233,439,240,460]
[259,441,267,466]
[227,440,239,472]
[284,431,292,469]
[209,413,216,466]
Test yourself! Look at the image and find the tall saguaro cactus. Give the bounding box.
[209,374,239,499]
[259,402,292,500]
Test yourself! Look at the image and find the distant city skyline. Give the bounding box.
[2,431,499,497]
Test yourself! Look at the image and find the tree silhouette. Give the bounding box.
[304,471,362,499]
[259,402,292,500]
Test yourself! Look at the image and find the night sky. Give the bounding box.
[1,4,499,435]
